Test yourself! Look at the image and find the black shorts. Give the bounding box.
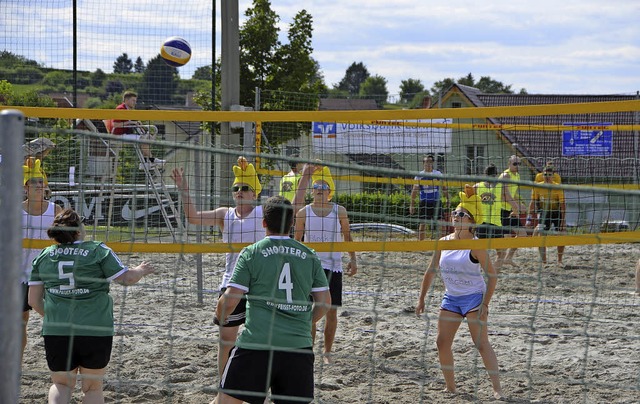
[22,283,32,312]
[419,200,443,221]
[476,223,509,239]
[220,346,314,404]
[214,288,247,327]
[501,209,522,229]
[44,335,113,371]
[324,269,342,307]
[539,210,562,231]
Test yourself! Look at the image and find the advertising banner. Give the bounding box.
[312,119,452,154]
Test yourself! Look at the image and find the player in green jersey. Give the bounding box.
[28,208,155,404]
[216,196,331,404]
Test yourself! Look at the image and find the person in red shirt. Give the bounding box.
[108,91,165,169]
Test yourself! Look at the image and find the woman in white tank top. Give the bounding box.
[415,190,504,400]
[21,159,62,363]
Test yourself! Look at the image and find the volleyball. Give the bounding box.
[160,37,191,67]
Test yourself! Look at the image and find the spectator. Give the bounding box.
[473,163,508,268]
[534,161,561,184]
[294,164,357,364]
[279,155,303,202]
[498,155,528,265]
[528,165,566,268]
[28,208,155,404]
[171,157,264,378]
[108,90,165,169]
[410,154,448,240]
[216,195,331,404]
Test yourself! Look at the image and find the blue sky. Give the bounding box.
[2,0,639,97]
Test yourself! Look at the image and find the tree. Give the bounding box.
[336,62,370,96]
[0,51,40,67]
[105,80,124,95]
[271,10,323,94]
[92,68,106,87]
[137,54,178,104]
[359,75,388,108]
[431,73,519,95]
[239,0,280,104]
[399,78,425,103]
[430,77,456,96]
[134,57,145,74]
[193,65,212,81]
[113,53,133,74]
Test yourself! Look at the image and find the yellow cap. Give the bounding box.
[456,184,483,224]
[232,157,262,195]
[311,165,335,200]
[23,158,46,186]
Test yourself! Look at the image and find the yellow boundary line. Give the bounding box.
[23,231,640,253]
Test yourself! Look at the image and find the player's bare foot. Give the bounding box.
[493,390,506,400]
[322,352,333,364]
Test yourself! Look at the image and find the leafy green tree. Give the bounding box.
[134,56,145,73]
[239,0,280,105]
[92,68,106,86]
[0,50,40,67]
[359,75,388,108]
[430,73,523,95]
[193,65,212,80]
[105,80,125,95]
[14,67,43,84]
[270,10,324,93]
[336,62,369,96]
[137,54,178,104]
[430,77,456,96]
[399,78,425,103]
[113,53,133,74]
[42,70,70,87]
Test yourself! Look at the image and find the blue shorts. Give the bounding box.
[440,293,483,316]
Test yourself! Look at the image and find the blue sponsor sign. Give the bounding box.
[562,122,612,156]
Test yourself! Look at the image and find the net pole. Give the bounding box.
[0,110,25,402]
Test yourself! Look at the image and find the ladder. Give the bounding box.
[132,144,185,242]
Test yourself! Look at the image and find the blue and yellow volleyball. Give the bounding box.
[160,37,191,67]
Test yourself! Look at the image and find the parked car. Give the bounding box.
[600,220,629,232]
[350,223,416,235]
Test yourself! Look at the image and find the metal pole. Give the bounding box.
[0,110,25,403]
[194,135,204,304]
[72,0,77,108]
[220,0,241,206]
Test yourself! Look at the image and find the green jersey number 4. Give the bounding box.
[278,263,294,303]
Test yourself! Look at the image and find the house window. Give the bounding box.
[465,146,485,175]
[452,102,462,108]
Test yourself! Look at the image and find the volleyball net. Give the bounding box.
[3,101,640,402]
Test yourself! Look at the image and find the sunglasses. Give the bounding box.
[511,162,520,166]
[312,183,330,190]
[232,185,253,192]
[78,216,89,225]
[543,173,554,177]
[451,210,472,219]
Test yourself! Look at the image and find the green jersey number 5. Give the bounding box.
[58,260,76,290]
